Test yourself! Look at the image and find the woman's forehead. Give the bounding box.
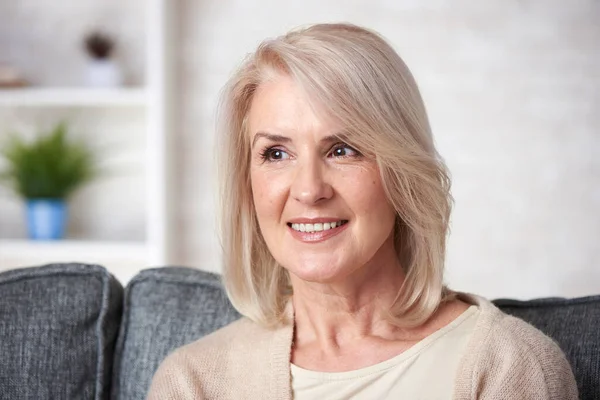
[246,77,342,142]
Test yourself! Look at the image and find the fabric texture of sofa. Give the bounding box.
[0,262,598,400]
[111,267,240,400]
[0,264,123,399]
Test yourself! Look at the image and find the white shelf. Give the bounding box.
[0,239,149,284]
[0,239,146,268]
[0,88,147,107]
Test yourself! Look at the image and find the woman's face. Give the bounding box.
[248,74,397,283]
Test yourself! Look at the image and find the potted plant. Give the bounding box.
[0,122,98,240]
[83,31,123,87]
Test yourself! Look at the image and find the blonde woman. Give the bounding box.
[148,23,577,399]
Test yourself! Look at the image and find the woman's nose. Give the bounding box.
[290,159,333,205]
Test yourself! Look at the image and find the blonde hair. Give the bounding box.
[217,23,453,328]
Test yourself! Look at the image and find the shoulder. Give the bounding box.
[147,318,276,399]
[454,293,578,400]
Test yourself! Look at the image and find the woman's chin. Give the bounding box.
[286,262,350,285]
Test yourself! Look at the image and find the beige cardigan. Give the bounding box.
[147,294,578,399]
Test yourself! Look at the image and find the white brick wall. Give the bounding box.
[1,1,598,298]
[175,0,600,299]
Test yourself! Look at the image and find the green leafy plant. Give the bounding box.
[0,122,98,199]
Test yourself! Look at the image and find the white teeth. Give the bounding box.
[290,220,344,233]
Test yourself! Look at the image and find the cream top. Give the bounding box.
[291,305,479,400]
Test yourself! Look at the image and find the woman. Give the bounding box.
[148,23,577,399]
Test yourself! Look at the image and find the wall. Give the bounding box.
[0,1,597,299]
[174,0,600,299]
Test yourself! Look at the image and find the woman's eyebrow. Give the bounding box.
[251,132,291,149]
[321,133,349,144]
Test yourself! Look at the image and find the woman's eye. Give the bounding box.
[262,148,290,162]
[330,144,359,158]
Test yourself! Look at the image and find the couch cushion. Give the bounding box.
[112,267,240,400]
[0,263,123,400]
[494,295,600,400]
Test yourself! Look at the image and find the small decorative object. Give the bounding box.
[0,122,98,240]
[83,31,123,87]
[0,64,28,88]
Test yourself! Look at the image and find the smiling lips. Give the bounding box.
[286,219,349,242]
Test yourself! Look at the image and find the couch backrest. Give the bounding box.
[495,295,600,399]
[0,263,123,400]
[2,264,597,400]
[111,267,240,400]
[116,266,599,400]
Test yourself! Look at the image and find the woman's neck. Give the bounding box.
[290,253,407,352]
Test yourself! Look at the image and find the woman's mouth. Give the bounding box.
[287,220,348,233]
[286,220,349,242]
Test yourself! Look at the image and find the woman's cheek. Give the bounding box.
[337,166,378,199]
[252,172,286,216]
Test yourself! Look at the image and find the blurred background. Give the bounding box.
[0,0,598,299]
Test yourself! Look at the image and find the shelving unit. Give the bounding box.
[0,0,174,284]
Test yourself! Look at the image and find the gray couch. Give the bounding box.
[0,263,598,400]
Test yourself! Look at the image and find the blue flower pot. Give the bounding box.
[26,199,67,240]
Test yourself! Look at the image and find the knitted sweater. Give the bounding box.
[147,293,578,399]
